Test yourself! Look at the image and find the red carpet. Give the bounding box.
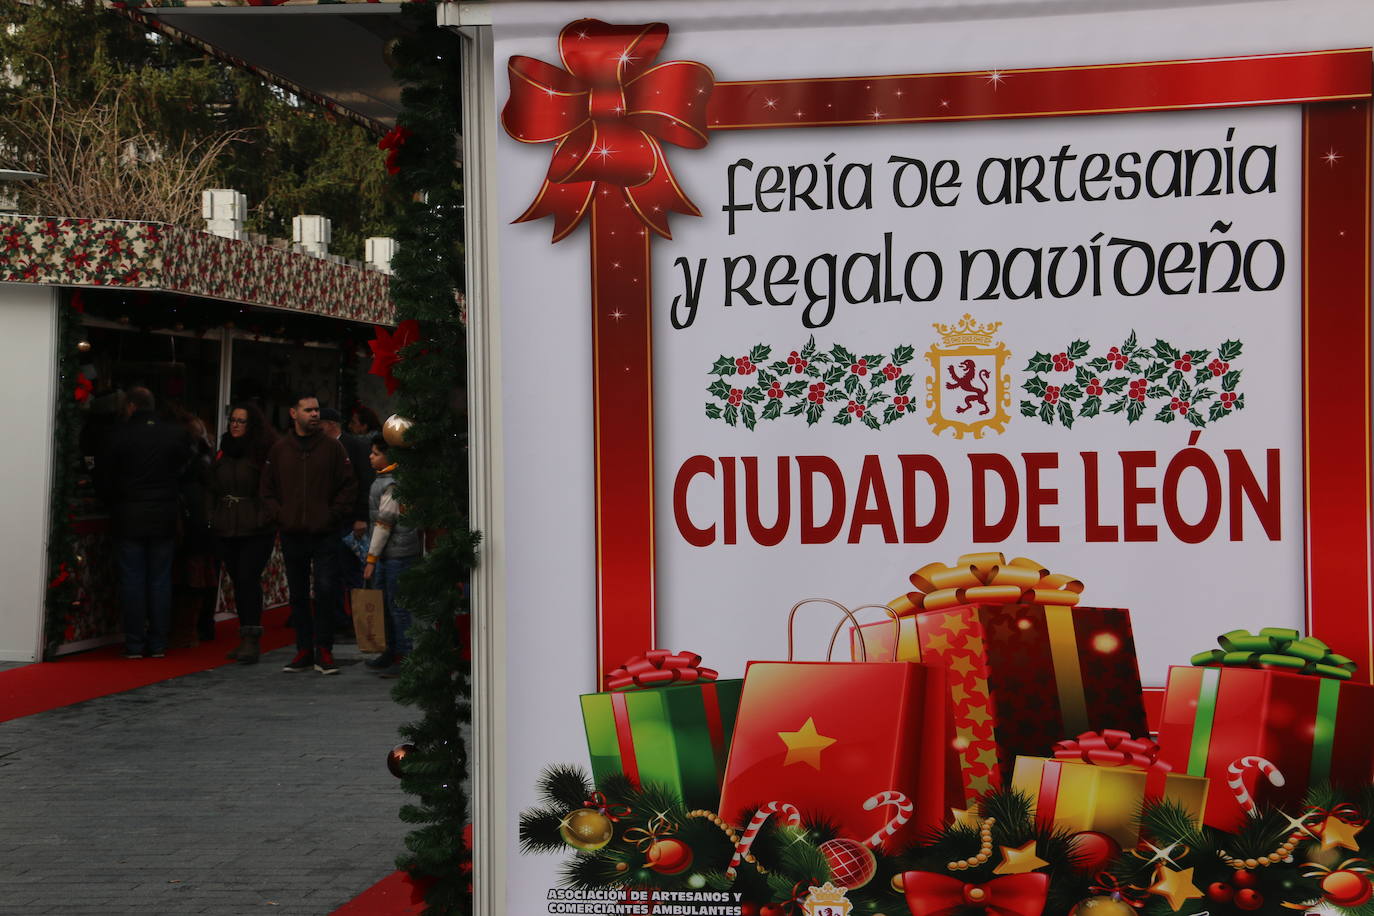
[332,871,425,915]
[0,606,295,723]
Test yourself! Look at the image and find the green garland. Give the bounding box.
[382,6,479,914]
[43,290,85,657]
[523,766,1374,916]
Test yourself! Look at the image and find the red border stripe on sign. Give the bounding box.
[1302,100,1374,681]
[705,49,1372,130]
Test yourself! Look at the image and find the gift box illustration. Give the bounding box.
[718,600,962,846]
[1010,729,1208,848]
[1155,628,1374,832]
[850,552,1149,803]
[580,650,742,810]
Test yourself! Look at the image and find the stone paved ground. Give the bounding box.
[0,642,410,915]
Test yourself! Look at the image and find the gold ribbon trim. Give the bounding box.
[889,553,1084,614]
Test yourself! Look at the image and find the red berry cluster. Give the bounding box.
[1173,354,1194,372]
[1052,352,1074,372]
[845,400,866,417]
[882,363,902,381]
[1170,396,1190,414]
[727,388,744,406]
[735,356,756,375]
[893,395,912,412]
[1043,385,1061,405]
[1085,377,1103,397]
[1206,870,1264,911]
[850,358,869,376]
[766,382,784,399]
[1220,391,1238,410]
[807,382,827,403]
[1106,346,1127,370]
[786,351,808,373]
[1208,358,1229,376]
[1128,379,1148,402]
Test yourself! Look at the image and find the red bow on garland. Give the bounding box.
[368,319,421,395]
[377,125,413,176]
[502,18,714,242]
[901,871,1049,916]
[74,372,93,404]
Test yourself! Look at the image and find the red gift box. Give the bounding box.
[718,601,961,846]
[853,553,1148,804]
[1156,663,1374,831]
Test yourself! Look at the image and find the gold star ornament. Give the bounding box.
[1320,815,1363,852]
[992,839,1048,875]
[777,717,836,770]
[1148,865,1203,911]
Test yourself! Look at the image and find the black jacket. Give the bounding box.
[208,437,273,538]
[339,433,374,526]
[260,431,357,535]
[96,410,194,539]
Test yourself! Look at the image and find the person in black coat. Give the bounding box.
[210,402,278,664]
[95,387,193,658]
[321,407,373,636]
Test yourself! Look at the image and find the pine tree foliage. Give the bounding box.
[380,7,476,915]
[0,0,402,255]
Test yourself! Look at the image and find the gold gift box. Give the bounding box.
[1010,756,1208,847]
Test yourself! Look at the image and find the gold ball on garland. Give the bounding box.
[383,414,414,448]
[386,743,415,778]
[559,808,614,851]
[1322,869,1374,907]
[644,837,693,874]
[1069,896,1135,916]
[818,837,877,889]
[76,339,91,353]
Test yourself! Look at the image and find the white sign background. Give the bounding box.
[487,2,1374,911]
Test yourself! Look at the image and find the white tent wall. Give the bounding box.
[0,283,58,662]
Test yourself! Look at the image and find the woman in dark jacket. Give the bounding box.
[210,402,277,663]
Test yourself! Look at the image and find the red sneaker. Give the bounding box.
[282,650,313,673]
[314,648,340,675]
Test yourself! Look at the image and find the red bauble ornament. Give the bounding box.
[1323,869,1374,907]
[739,904,760,916]
[645,837,693,875]
[1233,888,1264,910]
[1067,831,1122,872]
[818,837,878,889]
[1205,881,1234,903]
[1231,869,1258,888]
[387,743,416,778]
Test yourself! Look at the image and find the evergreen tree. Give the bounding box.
[0,0,401,256]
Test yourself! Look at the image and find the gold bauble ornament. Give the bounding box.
[76,339,91,353]
[560,808,614,851]
[382,414,414,448]
[1070,896,1136,916]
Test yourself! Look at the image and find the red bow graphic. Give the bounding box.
[502,18,713,242]
[901,871,1049,916]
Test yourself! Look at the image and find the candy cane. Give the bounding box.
[1227,756,1285,817]
[862,790,914,848]
[726,801,801,879]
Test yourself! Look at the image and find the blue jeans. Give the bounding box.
[281,531,341,652]
[117,536,175,655]
[375,554,417,656]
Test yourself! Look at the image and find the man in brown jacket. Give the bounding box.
[260,394,357,674]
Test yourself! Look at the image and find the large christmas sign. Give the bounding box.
[483,3,1374,913]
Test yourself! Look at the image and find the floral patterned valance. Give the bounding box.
[0,216,394,325]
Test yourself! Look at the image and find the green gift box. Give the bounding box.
[580,657,742,809]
